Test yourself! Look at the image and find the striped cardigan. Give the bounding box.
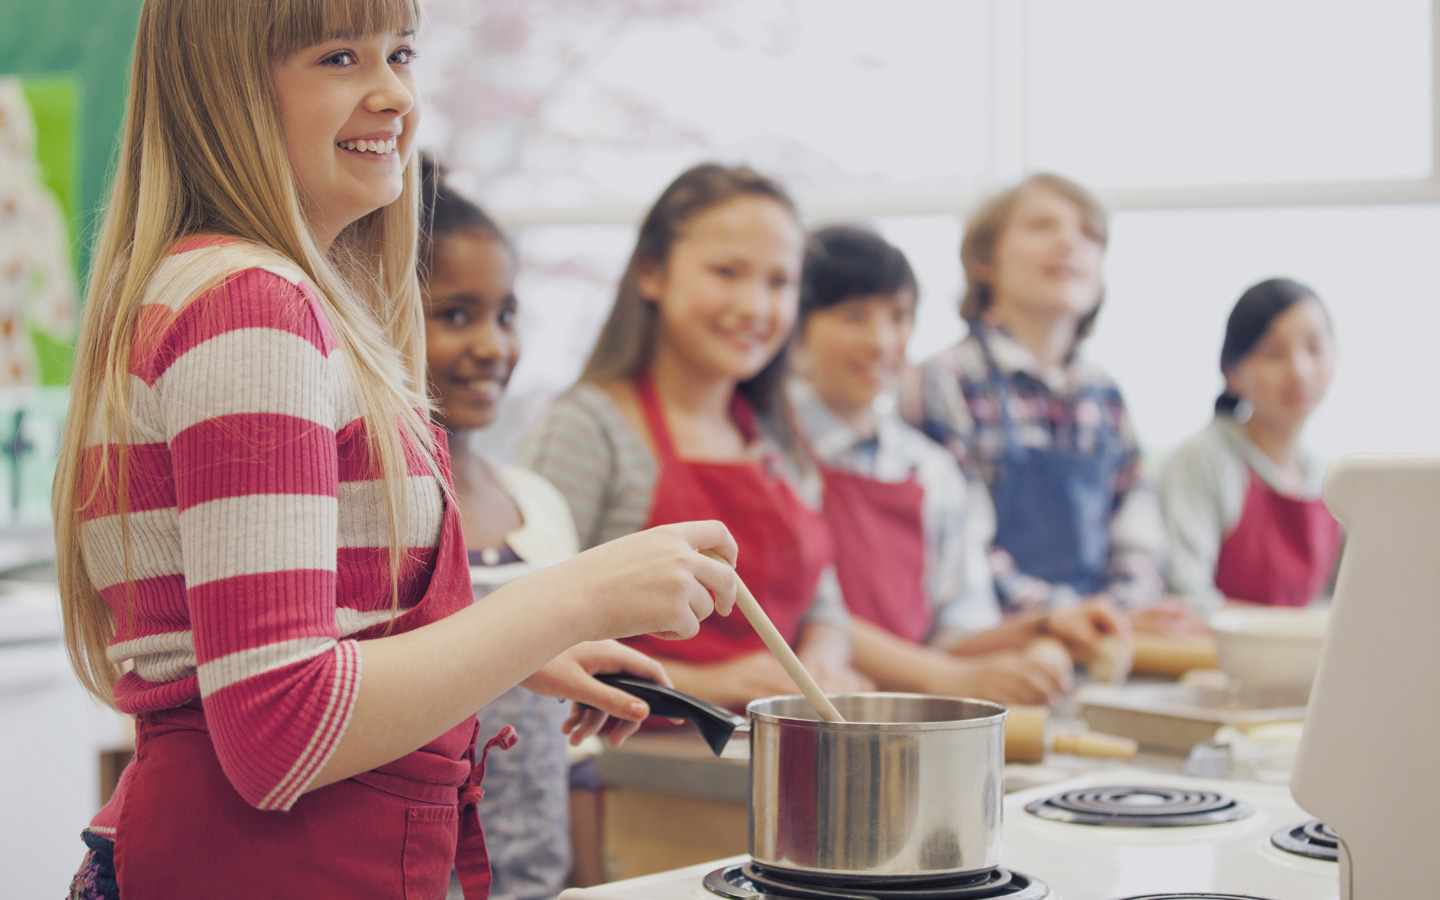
[79,237,444,823]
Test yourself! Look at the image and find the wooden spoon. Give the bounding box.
[705,551,846,723]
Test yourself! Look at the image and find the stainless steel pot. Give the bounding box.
[598,676,1007,881]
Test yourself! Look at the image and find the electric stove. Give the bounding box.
[558,771,1338,900]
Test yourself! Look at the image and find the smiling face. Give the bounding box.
[423,230,520,431]
[640,194,804,384]
[270,30,419,247]
[799,289,916,424]
[985,185,1105,326]
[1225,298,1335,434]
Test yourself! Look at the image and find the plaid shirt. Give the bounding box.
[899,323,1167,612]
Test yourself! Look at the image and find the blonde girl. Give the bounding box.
[56,3,736,897]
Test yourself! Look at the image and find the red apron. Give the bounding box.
[1213,470,1342,607]
[623,372,832,664]
[112,491,513,900]
[822,467,931,644]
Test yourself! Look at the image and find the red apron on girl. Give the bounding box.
[821,467,931,644]
[1213,471,1342,607]
[623,372,832,664]
[112,486,511,900]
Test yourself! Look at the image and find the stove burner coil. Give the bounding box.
[1107,894,1279,899]
[1023,786,1255,827]
[1270,819,1340,862]
[702,863,1051,900]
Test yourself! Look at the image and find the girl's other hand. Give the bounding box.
[1047,596,1133,662]
[956,651,1069,707]
[523,640,671,747]
[1130,598,1212,639]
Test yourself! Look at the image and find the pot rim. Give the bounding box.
[746,692,1008,731]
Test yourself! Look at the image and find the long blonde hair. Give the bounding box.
[53,0,432,707]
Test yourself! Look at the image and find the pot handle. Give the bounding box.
[595,673,748,757]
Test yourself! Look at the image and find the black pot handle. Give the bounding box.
[595,673,747,757]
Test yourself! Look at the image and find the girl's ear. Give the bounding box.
[972,258,997,292]
[1223,367,1248,403]
[635,257,666,304]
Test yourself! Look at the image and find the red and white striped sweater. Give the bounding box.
[80,237,446,824]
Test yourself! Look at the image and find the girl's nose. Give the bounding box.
[467,323,503,361]
[864,314,898,356]
[366,64,414,116]
[731,278,768,319]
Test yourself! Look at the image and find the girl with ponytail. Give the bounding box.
[1159,278,1340,611]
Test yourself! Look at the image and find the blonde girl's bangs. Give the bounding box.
[269,0,421,59]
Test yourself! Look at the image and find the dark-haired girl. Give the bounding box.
[1159,278,1340,610]
[518,164,867,709]
[420,158,672,899]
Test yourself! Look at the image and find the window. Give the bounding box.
[1096,205,1440,458]
[419,0,990,211]
[1026,0,1432,188]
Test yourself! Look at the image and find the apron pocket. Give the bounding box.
[403,805,459,900]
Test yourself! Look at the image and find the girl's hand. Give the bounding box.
[937,651,1069,707]
[536,520,740,643]
[1130,598,1212,638]
[1048,596,1132,662]
[522,640,672,747]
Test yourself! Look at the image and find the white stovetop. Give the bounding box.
[561,769,1340,900]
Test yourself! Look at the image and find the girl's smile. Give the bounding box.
[1227,297,1335,430]
[642,194,803,383]
[336,132,400,157]
[424,231,520,432]
[271,31,418,247]
[800,291,915,429]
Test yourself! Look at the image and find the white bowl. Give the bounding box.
[1209,606,1330,694]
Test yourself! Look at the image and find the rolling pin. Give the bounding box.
[1130,633,1219,678]
[1005,704,1139,764]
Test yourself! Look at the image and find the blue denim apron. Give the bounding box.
[976,329,1123,597]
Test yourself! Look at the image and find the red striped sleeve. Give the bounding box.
[152,266,355,809]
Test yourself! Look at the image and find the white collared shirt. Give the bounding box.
[789,378,1001,640]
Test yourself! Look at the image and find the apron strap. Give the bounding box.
[973,327,1026,471]
[454,724,519,900]
[635,369,680,462]
[636,369,761,457]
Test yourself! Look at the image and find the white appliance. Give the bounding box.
[1291,454,1440,899]
[561,770,1339,900]
[563,452,1440,900]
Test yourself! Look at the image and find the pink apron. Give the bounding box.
[1213,471,1342,607]
[112,497,514,899]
